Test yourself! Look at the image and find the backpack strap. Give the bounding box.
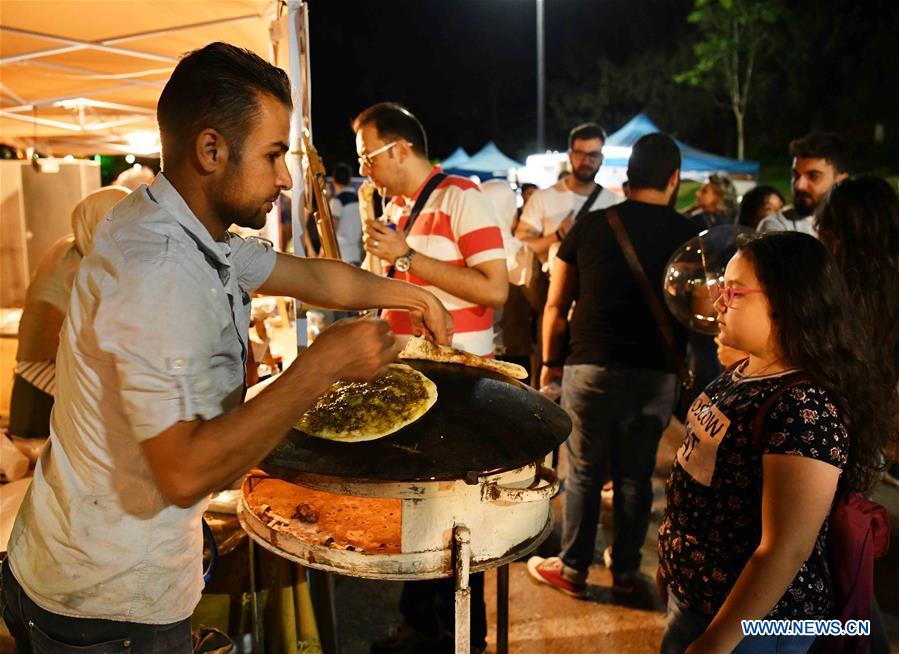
[335,189,357,206]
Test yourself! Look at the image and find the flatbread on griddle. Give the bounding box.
[295,363,437,442]
[400,337,528,380]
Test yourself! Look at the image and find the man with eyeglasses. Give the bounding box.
[354,102,508,357]
[515,122,624,273]
[353,102,507,654]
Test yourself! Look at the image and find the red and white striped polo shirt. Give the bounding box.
[383,171,505,356]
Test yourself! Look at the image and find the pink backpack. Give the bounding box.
[752,380,891,654]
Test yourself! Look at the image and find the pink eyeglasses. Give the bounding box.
[716,284,764,307]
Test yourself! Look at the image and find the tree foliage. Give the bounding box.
[676,0,783,159]
[548,43,722,149]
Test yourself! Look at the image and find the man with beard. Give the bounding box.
[757,131,849,237]
[515,122,624,273]
[1,43,453,653]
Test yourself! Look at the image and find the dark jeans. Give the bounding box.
[1,560,192,653]
[660,590,815,654]
[399,573,487,648]
[559,364,677,575]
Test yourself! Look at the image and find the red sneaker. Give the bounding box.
[526,556,587,598]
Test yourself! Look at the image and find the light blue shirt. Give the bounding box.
[8,173,276,623]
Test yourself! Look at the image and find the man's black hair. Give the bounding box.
[568,122,607,149]
[333,163,352,185]
[626,133,681,191]
[352,102,428,158]
[789,131,849,174]
[157,42,292,168]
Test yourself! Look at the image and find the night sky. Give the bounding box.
[308,0,692,168]
[305,0,897,172]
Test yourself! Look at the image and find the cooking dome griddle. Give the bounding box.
[261,360,572,482]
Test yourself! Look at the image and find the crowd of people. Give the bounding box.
[514,127,898,654]
[1,39,897,654]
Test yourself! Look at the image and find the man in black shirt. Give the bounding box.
[528,133,699,597]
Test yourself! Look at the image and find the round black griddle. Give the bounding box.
[261,360,572,483]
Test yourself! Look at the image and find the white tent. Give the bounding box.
[0,1,279,155]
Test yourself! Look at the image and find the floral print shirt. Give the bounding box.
[658,368,848,618]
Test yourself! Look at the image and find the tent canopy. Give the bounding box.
[444,141,523,179]
[439,146,470,169]
[602,113,759,177]
[0,1,277,155]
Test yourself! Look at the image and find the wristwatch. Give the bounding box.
[394,248,416,273]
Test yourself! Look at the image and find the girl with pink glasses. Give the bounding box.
[658,232,892,654]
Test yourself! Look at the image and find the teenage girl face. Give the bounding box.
[714,251,779,357]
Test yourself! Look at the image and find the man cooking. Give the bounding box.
[1,42,452,652]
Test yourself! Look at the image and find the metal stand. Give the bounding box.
[453,525,471,654]
[496,564,510,654]
[248,538,265,653]
[307,569,340,654]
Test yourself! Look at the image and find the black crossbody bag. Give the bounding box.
[606,206,697,420]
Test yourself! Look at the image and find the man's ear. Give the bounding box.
[394,140,414,164]
[666,168,680,197]
[194,128,229,173]
[836,171,849,183]
[668,168,681,193]
[665,168,681,207]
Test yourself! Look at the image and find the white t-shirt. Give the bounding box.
[520,181,625,271]
[329,188,363,264]
[7,174,276,624]
[756,211,818,238]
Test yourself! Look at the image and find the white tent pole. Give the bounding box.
[0,110,83,131]
[0,13,263,66]
[287,0,306,259]
[102,14,264,45]
[0,81,166,112]
[25,60,170,85]
[287,0,308,347]
[84,115,150,131]
[0,44,84,66]
[0,83,26,104]
[54,99,156,115]
[0,27,176,65]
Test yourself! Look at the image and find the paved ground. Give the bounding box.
[3,420,898,653]
[333,422,899,654]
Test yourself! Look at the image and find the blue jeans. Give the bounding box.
[559,364,677,575]
[1,560,192,653]
[660,591,816,654]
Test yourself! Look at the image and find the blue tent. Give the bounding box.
[444,142,524,179]
[440,147,471,169]
[603,113,759,177]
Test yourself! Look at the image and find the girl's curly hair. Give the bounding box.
[739,232,895,496]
